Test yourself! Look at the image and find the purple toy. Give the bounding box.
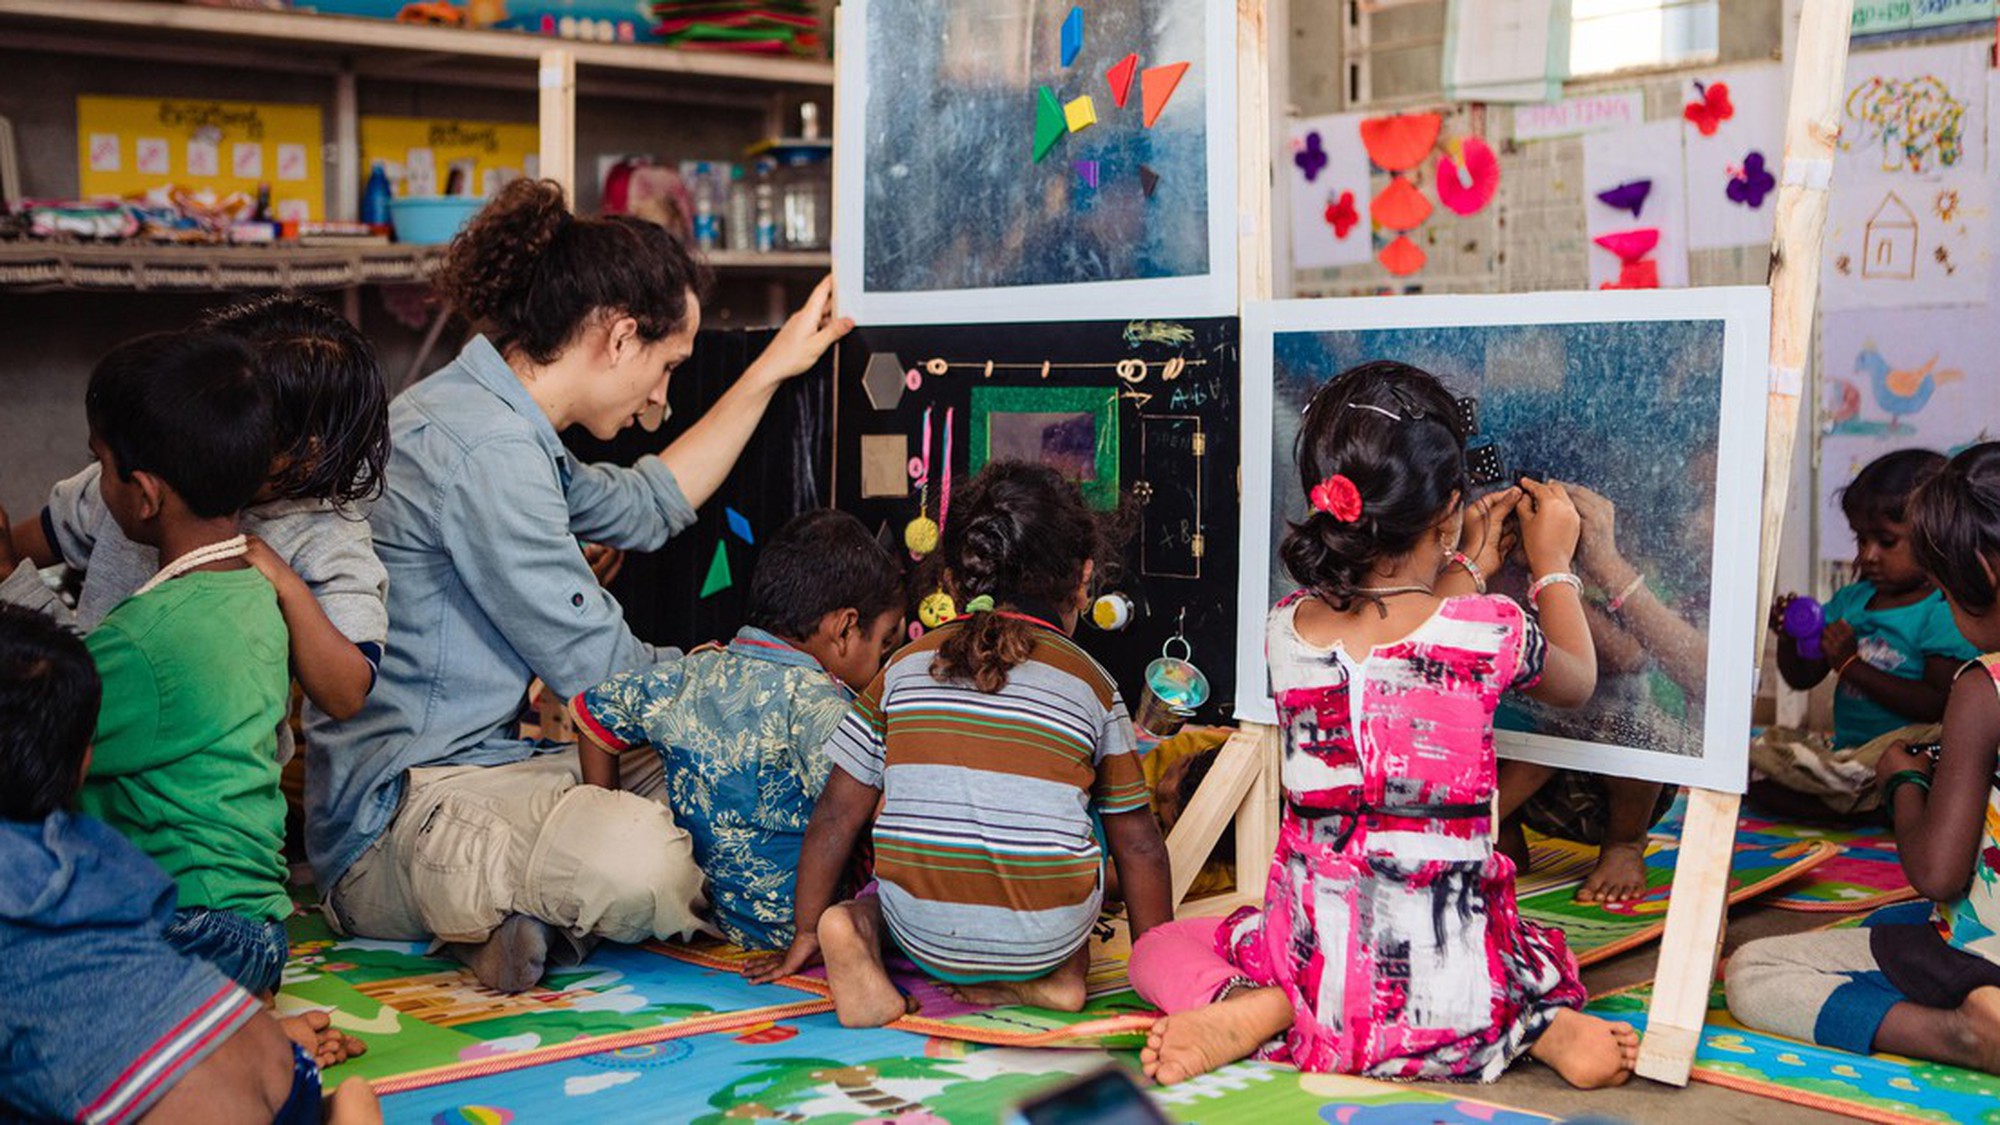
[1783,595,1824,660]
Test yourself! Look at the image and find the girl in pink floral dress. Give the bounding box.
[1130,361,1640,1088]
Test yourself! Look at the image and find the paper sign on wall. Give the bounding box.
[1513,91,1644,141]
[358,116,539,199]
[76,96,323,219]
[1285,112,1373,271]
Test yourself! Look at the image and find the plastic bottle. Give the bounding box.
[753,160,778,252]
[691,161,721,251]
[726,164,754,252]
[361,162,392,235]
[778,151,830,250]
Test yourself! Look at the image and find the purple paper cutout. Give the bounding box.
[1596,179,1652,218]
[1726,150,1776,209]
[1073,159,1100,189]
[1294,131,1328,182]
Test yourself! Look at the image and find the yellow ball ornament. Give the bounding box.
[918,591,957,629]
[903,515,940,556]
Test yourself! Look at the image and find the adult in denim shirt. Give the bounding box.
[310,180,851,992]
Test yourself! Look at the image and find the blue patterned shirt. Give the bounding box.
[573,628,854,949]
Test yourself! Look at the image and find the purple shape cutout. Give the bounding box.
[1596,179,1652,217]
[1726,150,1777,209]
[1294,131,1328,182]
[1073,159,1100,189]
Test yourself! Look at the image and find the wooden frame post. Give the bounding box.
[1634,0,1852,1086]
[538,47,576,201]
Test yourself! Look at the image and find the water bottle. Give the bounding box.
[725,164,754,252]
[753,161,778,252]
[691,161,721,251]
[362,162,392,234]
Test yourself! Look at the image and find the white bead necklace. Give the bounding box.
[133,534,250,598]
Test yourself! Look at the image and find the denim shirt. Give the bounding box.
[573,627,855,949]
[307,335,696,890]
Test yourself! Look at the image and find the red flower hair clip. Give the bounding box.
[1309,474,1363,522]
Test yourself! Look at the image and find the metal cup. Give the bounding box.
[1135,637,1211,737]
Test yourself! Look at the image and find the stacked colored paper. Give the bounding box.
[650,1,822,55]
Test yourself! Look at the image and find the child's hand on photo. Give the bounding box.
[1459,486,1522,576]
[1517,478,1581,575]
[743,932,822,984]
[1567,484,1626,583]
[1821,619,1858,671]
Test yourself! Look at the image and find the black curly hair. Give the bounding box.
[1279,360,1469,612]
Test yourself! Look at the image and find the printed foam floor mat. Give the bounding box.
[1590,981,2000,1124]
[1733,813,1917,913]
[377,1008,1574,1124]
[1515,831,1837,966]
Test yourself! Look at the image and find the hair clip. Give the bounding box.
[1309,474,1364,522]
[1346,403,1403,421]
[964,594,996,613]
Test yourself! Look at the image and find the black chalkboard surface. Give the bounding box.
[832,318,1243,718]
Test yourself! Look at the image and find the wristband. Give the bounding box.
[1836,653,1863,678]
[1447,550,1487,594]
[1607,573,1646,613]
[1528,572,1581,610]
[1883,768,1931,804]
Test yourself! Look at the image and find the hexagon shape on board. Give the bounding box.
[862,351,908,411]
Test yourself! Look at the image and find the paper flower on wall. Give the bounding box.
[1371,176,1432,231]
[1359,113,1441,172]
[1726,151,1775,209]
[1378,235,1426,276]
[1325,190,1359,238]
[1435,136,1499,216]
[1684,81,1734,136]
[1295,131,1329,182]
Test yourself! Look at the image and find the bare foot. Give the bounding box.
[818,903,908,1028]
[280,1011,367,1068]
[324,1076,383,1125]
[1528,1008,1639,1089]
[444,913,551,994]
[1138,987,1293,1085]
[1946,986,2000,1074]
[947,972,1087,1013]
[1576,842,1649,904]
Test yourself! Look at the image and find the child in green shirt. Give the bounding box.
[71,329,295,996]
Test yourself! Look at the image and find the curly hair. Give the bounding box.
[433,179,713,366]
[1279,361,1469,612]
[932,462,1110,693]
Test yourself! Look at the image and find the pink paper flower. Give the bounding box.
[1310,474,1363,522]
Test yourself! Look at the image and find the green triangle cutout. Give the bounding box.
[1033,85,1066,163]
[700,540,732,598]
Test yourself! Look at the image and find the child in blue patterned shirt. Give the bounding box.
[571,510,904,949]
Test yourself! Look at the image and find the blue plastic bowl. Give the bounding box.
[388,196,486,245]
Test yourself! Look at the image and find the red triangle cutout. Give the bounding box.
[1107,53,1139,109]
[1141,61,1190,128]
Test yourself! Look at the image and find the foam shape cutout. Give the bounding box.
[1683,80,1735,137]
[1064,95,1097,133]
[1060,7,1083,68]
[1106,53,1139,108]
[1370,175,1432,232]
[860,351,907,411]
[1325,190,1359,238]
[1601,258,1661,289]
[1033,86,1066,162]
[1359,113,1441,172]
[1593,227,1661,262]
[700,541,731,598]
[1140,61,1189,128]
[1139,164,1160,198]
[1435,136,1500,217]
[1378,234,1426,276]
[1073,159,1100,188]
[1727,150,1775,208]
[1595,179,1652,217]
[1294,131,1328,182]
[725,506,753,545]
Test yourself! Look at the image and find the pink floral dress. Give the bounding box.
[1219,592,1587,1081]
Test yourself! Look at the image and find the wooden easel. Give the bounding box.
[1170,0,1854,1089]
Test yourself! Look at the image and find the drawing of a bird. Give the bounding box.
[1856,345,1962,431]
[1826,378,1861,427]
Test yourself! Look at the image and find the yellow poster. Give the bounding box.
[359,116,537,197]
[76,95,325,220]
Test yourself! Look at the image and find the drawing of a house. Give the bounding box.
[1863,192,1918,279]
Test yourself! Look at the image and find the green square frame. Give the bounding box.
[968,385,1121,511]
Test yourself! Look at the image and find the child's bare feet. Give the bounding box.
[948,946,1089,1012]
[1945,986,2000,1073]
[1528,1008,1639,1089]
[444,913,551,994]
[280,1010,367,1068]
[1139,987,1293,1085]
[1576,841,1649,903]
[818,901,910,1028]
[324,1076,383,1124]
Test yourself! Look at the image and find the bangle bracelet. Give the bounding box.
[1447,551,1487,594]
[1836,653,1862,678]
[1607,573,1646,613]
[1528,572,1581,610]
[1883,768,1931,803]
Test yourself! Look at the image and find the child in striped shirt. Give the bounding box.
[746,462,1173,1025]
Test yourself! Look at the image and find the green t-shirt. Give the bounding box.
[77,568,291,923]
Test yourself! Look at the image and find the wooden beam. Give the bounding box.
[1238,0,1275,305]
[1165,728,1265,908]
[538,48,577,203]
[1634,0,1853,1087]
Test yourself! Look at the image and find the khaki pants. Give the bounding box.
[1748,721,1939,815]
[326,749,705,946]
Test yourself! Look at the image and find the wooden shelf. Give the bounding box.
[705,249,830,271]
[0,0,834,90]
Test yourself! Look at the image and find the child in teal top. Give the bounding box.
[69,329,294,996]
[1756,449,1979,818]
[572,510,904,950]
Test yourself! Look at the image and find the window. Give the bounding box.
[1569,0,1719,76]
